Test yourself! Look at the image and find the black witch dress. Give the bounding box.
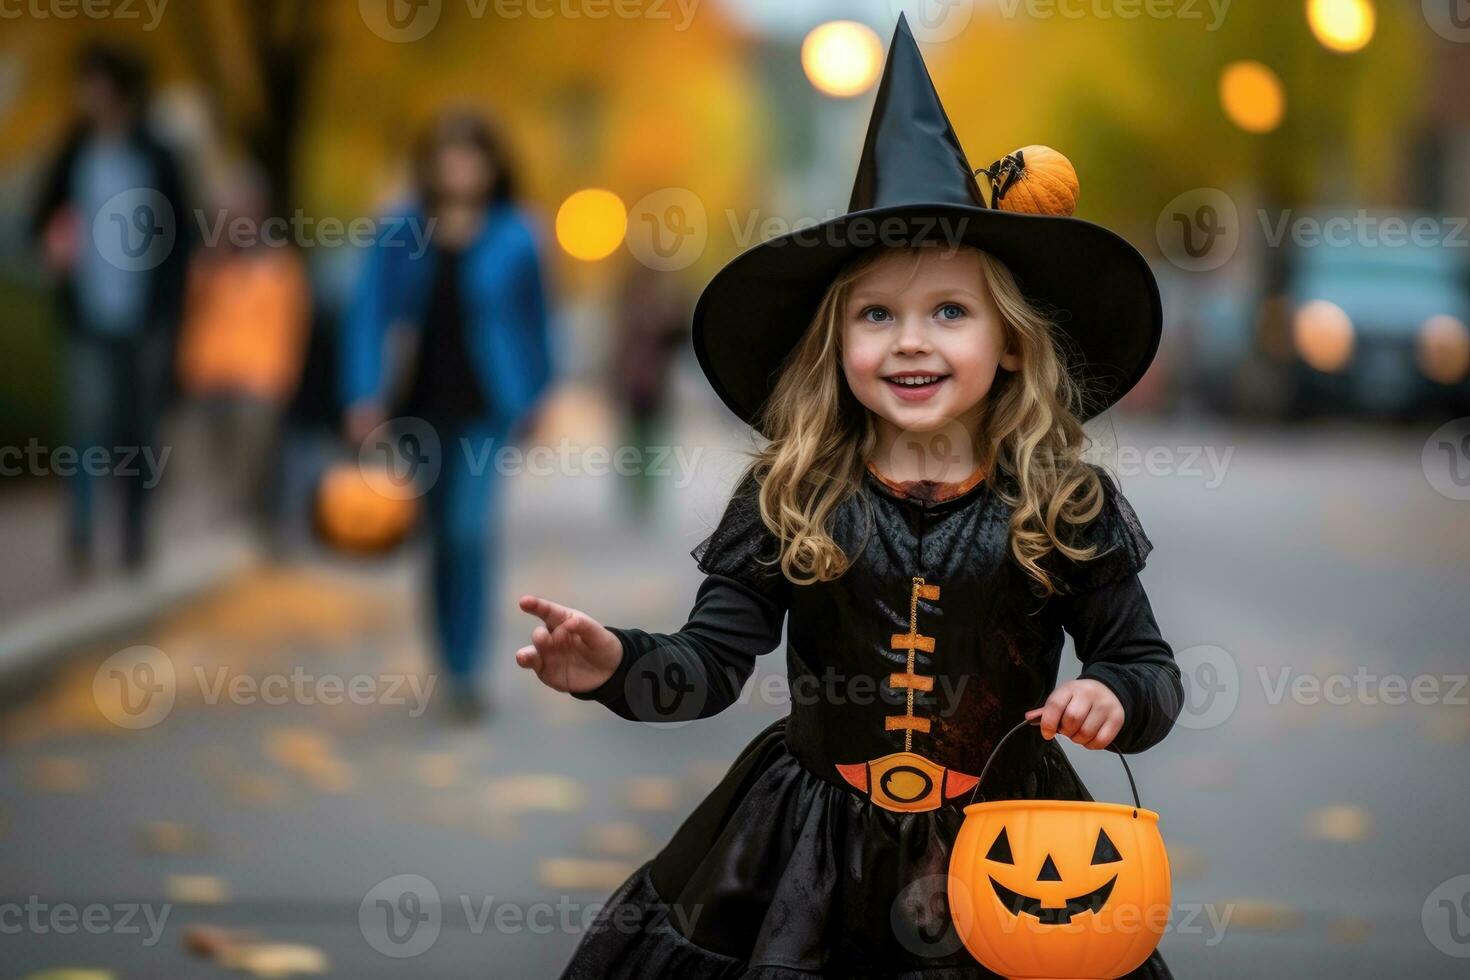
[562,461,1184,979]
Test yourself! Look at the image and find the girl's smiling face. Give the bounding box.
[841,246,1019,441]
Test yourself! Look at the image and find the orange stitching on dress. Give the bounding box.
[887,672,934,692]
[888,576,940,751]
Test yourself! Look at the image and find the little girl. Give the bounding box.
[518,15,1182,979]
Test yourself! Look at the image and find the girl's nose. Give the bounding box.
[892,315,932,354]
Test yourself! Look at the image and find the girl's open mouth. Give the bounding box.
[883,373,950,401]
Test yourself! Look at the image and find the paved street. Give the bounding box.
[1,403,1467,978]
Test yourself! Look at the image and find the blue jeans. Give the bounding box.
[66,330,168,565]
[421,419,507,684]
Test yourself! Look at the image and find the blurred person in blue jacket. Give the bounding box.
[30,41,191,572]
[341,110,555,721]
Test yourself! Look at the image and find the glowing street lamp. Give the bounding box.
[802,20,883,98]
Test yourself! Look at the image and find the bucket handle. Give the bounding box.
[966,717,1143,812]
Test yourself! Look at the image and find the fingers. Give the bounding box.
[518,594,574,631]
[1032,689,1123,750]
[514,643,542,672]
[1090,714,1123,751]
[1037,689,1070,740]
[1071,702,1112,748]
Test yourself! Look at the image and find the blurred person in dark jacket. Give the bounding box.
[30,41,191,572]
[341,110,555,721]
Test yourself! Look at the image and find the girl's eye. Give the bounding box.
[861,307,893,324]
[937,303,967,321]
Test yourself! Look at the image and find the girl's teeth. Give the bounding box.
[893,375,940,386]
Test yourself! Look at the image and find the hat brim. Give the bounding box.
[692,203,1162,434]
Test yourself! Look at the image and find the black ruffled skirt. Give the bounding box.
[558,717,1174,979]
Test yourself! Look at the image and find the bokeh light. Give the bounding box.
[1307,0,1376,54]
[801,21,883,98]
[1219,60,1286,134]
[555,188,627,261]
[1293,299,1356,373]
[1416,314,1470,384]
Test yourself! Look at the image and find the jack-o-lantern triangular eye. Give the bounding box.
[1091,827,1122,864]
[986,827,1014,864]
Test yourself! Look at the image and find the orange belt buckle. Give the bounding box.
[835,751,980,813]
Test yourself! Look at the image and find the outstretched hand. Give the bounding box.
[1025,679,1125,750]
[515,595,624,695]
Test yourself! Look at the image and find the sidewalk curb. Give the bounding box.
[0,532,261,688]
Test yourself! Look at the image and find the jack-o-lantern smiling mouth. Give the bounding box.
[988,874,1117,925]
[983,824,1124,924]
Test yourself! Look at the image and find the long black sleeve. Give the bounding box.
[1057,572,1183,754]
[569,573,786,723]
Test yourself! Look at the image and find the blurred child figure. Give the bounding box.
[175,164,309,530]
[341,110,555,721]
[610,263,689,525]
[30,41,191,572]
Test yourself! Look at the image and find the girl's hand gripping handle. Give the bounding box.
[516,595,624,695]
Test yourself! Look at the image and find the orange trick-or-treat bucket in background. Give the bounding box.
[313,462,419,556]
[948,717,1172,980]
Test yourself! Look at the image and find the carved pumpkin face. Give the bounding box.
[948,801,1170,979]
[314,464,419,555]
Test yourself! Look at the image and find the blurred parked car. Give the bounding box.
[1194,211,1470,420]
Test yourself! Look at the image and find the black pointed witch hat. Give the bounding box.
[692,12,1162,432]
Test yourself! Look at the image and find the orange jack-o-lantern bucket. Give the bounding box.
[313,462,419,555]
[948,718,1171,980]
